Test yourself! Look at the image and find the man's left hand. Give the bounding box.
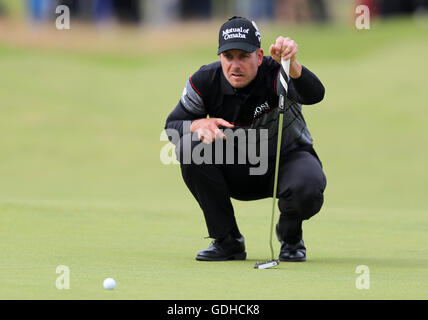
[269,36,302,79]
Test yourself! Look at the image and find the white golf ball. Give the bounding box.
[103,277,116,290]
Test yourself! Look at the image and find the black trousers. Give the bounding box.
[176,134,327,244]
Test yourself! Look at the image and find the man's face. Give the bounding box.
[220,48,264,88]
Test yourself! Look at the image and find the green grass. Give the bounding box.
[1,18,428,299]
[1,0,25,19]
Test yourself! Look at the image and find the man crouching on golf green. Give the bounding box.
[165,16,326,262]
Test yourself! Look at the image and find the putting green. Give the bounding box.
[1,18,427,299]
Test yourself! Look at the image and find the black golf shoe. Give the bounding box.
[278,239,306,262]
[196,234,246,261]
[276,223,306,262]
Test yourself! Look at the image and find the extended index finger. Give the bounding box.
[215,118,234,128]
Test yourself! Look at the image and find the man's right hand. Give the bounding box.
[190,118,234,144]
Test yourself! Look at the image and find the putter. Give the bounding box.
[254,57,290,270]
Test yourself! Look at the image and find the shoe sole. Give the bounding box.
[279,257,306,262]
[196,251,247,261]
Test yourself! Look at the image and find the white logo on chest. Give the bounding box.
[253,101,271,118]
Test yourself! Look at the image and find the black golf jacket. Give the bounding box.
[165,56,325,160]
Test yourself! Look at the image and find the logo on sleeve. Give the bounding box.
[252,21,261,43]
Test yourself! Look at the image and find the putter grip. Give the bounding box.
[281,57,290,77]
[278,58,290,113]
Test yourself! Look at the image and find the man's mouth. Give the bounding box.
[231,73,244,79]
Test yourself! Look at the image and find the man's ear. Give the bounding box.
[257,48,264,66]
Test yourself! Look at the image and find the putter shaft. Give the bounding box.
[269,111,284,260]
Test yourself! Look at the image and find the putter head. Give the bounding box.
[254,259,280,269]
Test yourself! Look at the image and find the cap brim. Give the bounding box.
[217,42,258,55]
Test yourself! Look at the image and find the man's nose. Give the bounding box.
[230,58,241,69]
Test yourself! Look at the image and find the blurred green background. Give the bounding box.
[1,1,428,299]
